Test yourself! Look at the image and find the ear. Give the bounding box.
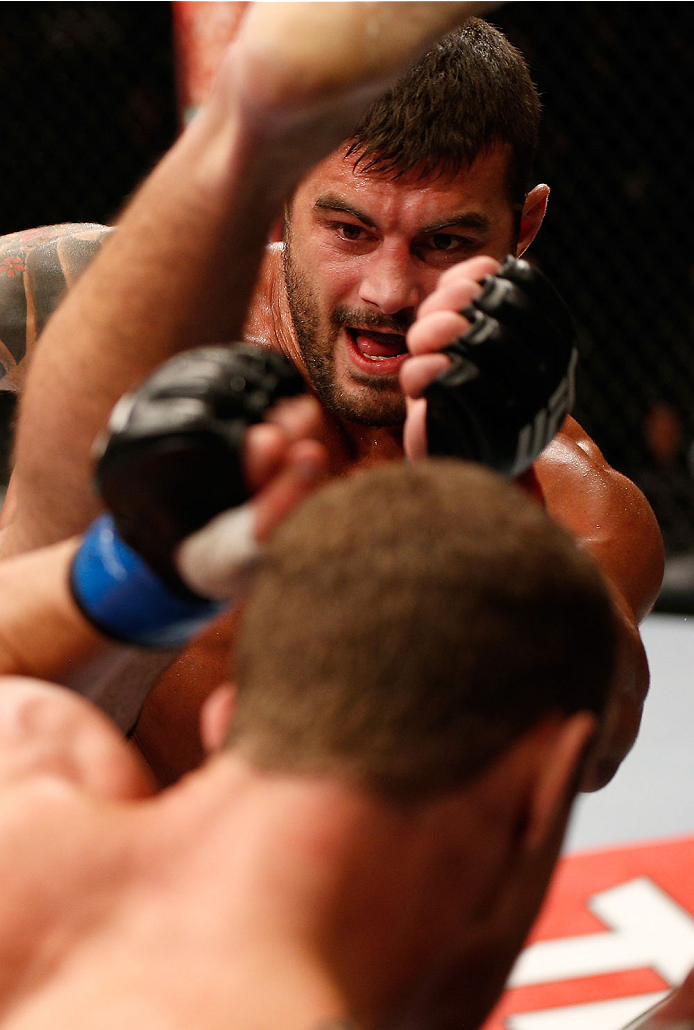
[522,712,597,854]
[516,184,550,257]
[200,684,236,754]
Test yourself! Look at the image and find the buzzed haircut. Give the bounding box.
[230,461,616,801]
[346,18,542,212]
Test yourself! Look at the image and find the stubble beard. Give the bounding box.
[282,244,406,428]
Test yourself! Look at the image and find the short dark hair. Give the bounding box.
[231,461,615,801]
[345,18,541,211]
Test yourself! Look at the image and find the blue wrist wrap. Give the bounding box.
[70,515,224,648]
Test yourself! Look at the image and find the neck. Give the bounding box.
[323,416,405,470]
[159,753,526,1030]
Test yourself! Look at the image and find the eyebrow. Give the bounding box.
[314,193,378,228]
[422,212,491,236]
[313,192,491,236]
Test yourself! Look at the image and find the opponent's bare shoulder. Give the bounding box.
[535,414,664,623]
[0,223,113,390]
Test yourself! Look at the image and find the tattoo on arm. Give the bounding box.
[0,223,114,388]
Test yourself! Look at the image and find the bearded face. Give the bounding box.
[283,236,409,428]
[280,145,519,428]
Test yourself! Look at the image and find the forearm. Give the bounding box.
[4,107,269,554]
[4,3,485,558]
[4,42,341,554]
[0,535,183,732]
[0,538,105,678]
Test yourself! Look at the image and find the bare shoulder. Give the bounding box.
[534,415,664,622]
[0,223,114,389]
[539,418,663,791]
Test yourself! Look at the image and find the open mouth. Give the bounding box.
[345,327,409,376]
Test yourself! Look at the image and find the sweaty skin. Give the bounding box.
[134,238,663,790]
[0,224,111,392]
[0,675,594,1030]
[0,461,666,1029]
[0,219,663,789]
[0,3,663,788]
[0,216,662,790]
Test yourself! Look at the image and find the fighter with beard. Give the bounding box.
[0,9,662,789]
[283,247,413,427]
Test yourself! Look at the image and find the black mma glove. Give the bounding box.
[424,256,577,476]
[70,344,305,647]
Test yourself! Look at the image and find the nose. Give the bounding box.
[358,241,423,316]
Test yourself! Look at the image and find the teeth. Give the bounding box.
[348,328,403,362]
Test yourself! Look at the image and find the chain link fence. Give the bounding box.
[2,3,694,605]
[0,3,176,232]
[0,2,176,499]
[498,3,694,607]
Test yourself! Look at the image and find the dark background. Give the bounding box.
[0,2,176,485]
[497,3,694,477]
[1,3,693,595]
[0,3,176,229]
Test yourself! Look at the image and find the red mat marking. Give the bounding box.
[483,834,694,1030]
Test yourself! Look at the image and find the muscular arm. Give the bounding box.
[535,415,664,790]
[0,537,107,676]
[0,3,480,560]
[0,533,182,738]
[0,223,112,393]
[404,259,665,791]
[0,224,112,536]
[0,371,327,737]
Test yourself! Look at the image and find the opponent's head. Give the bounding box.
[231,461,614,797]
[282,19,545,427]
[229,460,614,1025]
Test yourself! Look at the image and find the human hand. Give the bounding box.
[401,256,577,474]
[71,345,328,647]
